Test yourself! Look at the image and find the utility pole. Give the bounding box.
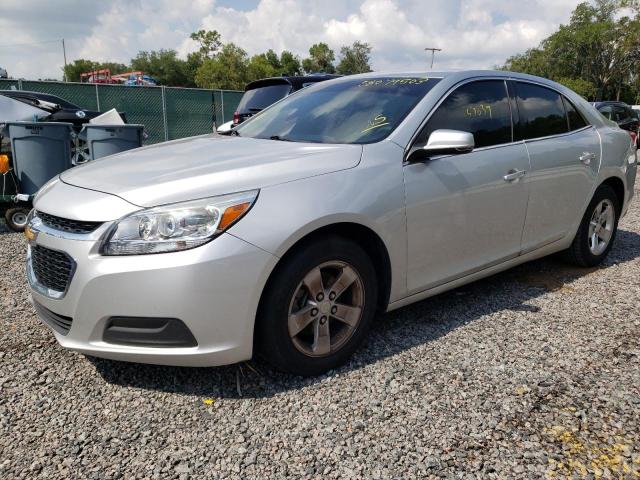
[424,47,442,69]
[62,38,68,82]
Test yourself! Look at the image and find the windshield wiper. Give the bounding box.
[269,135,292,142]
[248,108,263,112]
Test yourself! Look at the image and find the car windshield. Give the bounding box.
[235,77,441,144]
[237,83,293,112]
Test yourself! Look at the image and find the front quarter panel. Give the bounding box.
[228,141,408,303]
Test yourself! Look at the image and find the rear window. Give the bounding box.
[516,82,568,139]
[563,97,588,131]
[236,84,292,113]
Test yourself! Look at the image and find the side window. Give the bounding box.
[417,80,512,149]
[613,106,626,122]
[563,96,589,131]
[516,82,568,139]
[599,106,613,120]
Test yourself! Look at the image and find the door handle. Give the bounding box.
[503,169,527,182]
[579,152,596,165]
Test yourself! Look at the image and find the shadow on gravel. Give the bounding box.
[89,229,640,399]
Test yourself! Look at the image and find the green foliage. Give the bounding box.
[502,0,640,101]
[302,43,336,74]
[131,49,195,87]
[65,30,368,90]
[195,43,249,90]
[247,53,279,80]
[190,30,222,61]
[336,41,372,75]
[556,77,597,99]
[279,51,302,76]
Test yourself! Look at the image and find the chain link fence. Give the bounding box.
[0,79,243,145]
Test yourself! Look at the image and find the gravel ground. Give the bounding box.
[1,185,639,480]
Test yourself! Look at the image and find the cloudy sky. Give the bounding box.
[0,0,583,80]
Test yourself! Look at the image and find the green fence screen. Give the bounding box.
[0,79,243,144]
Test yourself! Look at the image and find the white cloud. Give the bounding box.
[0,0,583,80]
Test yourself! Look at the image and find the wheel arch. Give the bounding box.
[256,221,393,319]
[599,176,625,212]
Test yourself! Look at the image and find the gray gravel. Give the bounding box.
[1,184,640,479]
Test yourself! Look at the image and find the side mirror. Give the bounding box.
[408,129,475,163]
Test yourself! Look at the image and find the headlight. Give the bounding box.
[101,190,258,255]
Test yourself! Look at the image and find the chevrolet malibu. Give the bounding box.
[26,71,637,376]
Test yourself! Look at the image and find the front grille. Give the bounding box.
[33,300,73,335]
[37,211,103,234]
[31,245,74,293]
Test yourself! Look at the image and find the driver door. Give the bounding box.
[403,79,530,293]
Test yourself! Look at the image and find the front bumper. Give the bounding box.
[28,229,277,367]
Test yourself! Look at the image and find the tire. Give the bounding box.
[563,185,620,267]
[4,207,30,233]
[256,235,378,376]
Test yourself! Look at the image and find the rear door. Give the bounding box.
[516,82,600,253]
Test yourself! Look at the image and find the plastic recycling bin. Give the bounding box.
[7,122,73,196]
[84,124,144,160]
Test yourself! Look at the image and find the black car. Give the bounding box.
[0,90,106,127]
[227,74,341,129]
[593,101,639,146]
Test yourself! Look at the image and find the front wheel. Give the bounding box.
[256,236,378,376]
[564,185,620,267]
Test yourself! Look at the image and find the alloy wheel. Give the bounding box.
[288,261,365,357]
[588,199,615,256]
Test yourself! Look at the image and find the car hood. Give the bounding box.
[61,135,363,207]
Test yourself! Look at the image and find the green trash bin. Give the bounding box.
[7,122,73,196]
[84,124,144,161]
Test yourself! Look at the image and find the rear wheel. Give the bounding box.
[564,185,619,267]
[5,207,30,232]
[256,236,378,376]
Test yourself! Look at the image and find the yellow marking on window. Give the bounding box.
[359,77,429,87]
[362,114,390,133]
[465,104,493,119]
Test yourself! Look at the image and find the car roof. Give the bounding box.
[592,101,631,108]
[0,90,80,109]
[245,74,342,91]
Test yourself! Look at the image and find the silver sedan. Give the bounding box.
[26,70,637,375]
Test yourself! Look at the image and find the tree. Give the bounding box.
[62,59,128,82]
[247,53,279,80]
[195,43,249,89]
[302,43,336,74]
[130,49,194,86]
[190,29,222,61]
[502,0,640,101]
[280,50,302,76]
[336,41,372,75]
[556,77,598,99]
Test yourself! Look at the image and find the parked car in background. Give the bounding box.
[26,71,636,376]
[593,101,640,147]
[0,90,105,127]
[0,67,7,79]
[216,74,340,134]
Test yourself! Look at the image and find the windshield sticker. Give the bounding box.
[362,114,390,134]
[465,104,493,119]
[359,78,430,87]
